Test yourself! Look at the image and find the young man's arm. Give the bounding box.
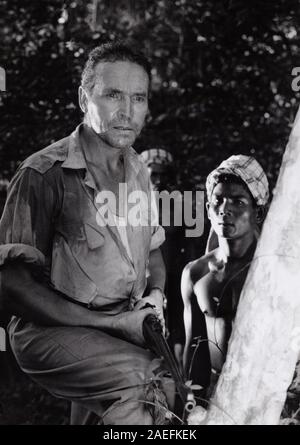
[181,259,208,377]
[181,263,194,377]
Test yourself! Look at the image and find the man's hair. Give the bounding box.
[81,41,152,94]
[210,173,257,207]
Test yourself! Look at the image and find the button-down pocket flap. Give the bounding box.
[58,220,86,241]
[84,223,105,249]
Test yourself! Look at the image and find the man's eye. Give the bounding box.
[107,92,122,99]
[132,95,146,103]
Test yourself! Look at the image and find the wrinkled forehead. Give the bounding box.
[93,60,150,92]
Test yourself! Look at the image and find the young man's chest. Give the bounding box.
[196,262,250,318]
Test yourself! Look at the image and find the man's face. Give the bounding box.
[148,163,170,191]
[79,61,149,149]
[207,182,257,240]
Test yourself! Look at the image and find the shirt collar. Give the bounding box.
[61,123,86,170]
[62,123,142,179]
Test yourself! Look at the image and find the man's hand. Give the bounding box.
[133,288,165,331]
[1,262,158,347]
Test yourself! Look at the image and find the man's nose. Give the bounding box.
[219,200,232,215]
[117,96,132,120]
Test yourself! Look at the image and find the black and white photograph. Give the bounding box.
[0,0,300,428]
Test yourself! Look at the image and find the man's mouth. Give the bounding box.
[113,126,133,131]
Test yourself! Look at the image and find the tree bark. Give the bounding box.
[202,108,300,425]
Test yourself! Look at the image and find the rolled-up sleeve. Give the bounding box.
[0,167,56,268]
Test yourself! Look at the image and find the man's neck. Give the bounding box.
[218,232,256,260]
[82,124,125,172]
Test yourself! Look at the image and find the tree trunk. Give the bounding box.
[203,108,300,425]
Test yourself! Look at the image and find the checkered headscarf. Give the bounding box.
[206,155,269,206]
[140,148,173,167]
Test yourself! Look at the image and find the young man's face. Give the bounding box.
[207,181,258,240]
[79,60,149,149]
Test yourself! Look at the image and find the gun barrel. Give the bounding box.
[143,314,195,412]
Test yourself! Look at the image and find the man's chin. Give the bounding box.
[110,135,137,149]
[214,227,236,239]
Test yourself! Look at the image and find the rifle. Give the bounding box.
[142,312,196,421]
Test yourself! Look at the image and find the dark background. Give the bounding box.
[0,0,300,424]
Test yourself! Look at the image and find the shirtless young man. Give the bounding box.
[181,155,269,386]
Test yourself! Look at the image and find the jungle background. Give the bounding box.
[0,0,300,424]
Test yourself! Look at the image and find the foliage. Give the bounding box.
[280,360,300,425]
[0,368,69,425]
[1,0,300,425]
[1,0,300,191]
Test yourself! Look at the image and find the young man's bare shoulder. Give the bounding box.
[185,249,219,285]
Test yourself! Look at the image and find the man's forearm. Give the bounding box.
[4,268,100,328]
[148,248,166,292]
[1,263,153,346]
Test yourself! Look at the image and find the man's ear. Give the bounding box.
[255,206,265,224]
[78,86,88,114]
[206,201,211,220]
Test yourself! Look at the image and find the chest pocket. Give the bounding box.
[84,222,105,249]
[59,187,105,248]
